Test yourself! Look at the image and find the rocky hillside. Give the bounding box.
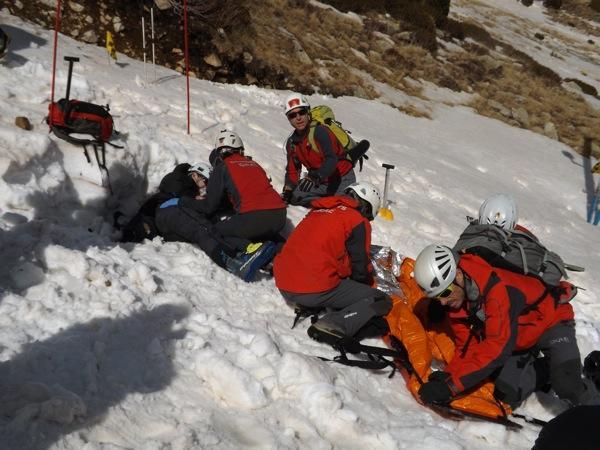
[4,0,600,157]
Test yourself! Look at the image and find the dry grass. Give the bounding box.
[548,0,600,36]
[471,64,600,156]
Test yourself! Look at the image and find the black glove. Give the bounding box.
[281,188,293,204]
[298,170,321,192]
[419,371,453,405]
[297,177,313,192]
[427,299,447,324]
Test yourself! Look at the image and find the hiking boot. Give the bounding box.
[307,320,346,346]
[229,241,277,282]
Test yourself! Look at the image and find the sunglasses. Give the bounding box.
[435,284,454,299]
[287,109,309,120]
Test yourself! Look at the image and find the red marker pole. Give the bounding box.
[49,0,62,123]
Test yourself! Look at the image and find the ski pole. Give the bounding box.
[379,163,395,221]
[64,56,79,101]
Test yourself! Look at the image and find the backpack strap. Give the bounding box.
[291,305,323,329]
[319,337,401,377]
[89,142,113,194]
[520,286,551,315]
[307,121,319,152]
[460,272,501,357]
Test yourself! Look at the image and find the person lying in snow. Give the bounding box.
[274,181,392,344]
[412,244,600,409]
[159,130,286,282]
[118,162,212,243]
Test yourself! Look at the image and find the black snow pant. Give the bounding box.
[155,206,229,267]
[213,207,287,253]
[494,321,600,408]
[280,278,392,338]
[532,405,600,450]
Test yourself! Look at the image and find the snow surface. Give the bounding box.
[0,6,599,450]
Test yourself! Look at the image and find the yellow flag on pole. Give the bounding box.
[106,31,117,61]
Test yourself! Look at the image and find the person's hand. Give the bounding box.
[419,371,453,405]
[281,188,293,204]
[159,198,180,209]
[298,177,314,192]
[298,170,321,192]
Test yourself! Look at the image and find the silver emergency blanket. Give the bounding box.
[370,245,405,297]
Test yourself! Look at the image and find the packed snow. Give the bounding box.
[0,5,599,450]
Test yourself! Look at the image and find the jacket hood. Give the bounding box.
[310,195,360,210]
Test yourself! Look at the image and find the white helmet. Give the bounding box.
[345,181,381,220]
[478,193,518,231]
[284,93,310,115]
[214,129,244,152]
[188,162,212,180]
[414,244,457,297]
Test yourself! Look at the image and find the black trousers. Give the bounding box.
[213,208,287,252]
[155,206,227,266]
[494,321,600,407]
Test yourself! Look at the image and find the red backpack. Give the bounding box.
[47,99,114,145]
[46,56,121,193]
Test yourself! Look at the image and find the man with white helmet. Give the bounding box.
[168,129,287,281]
[412,244,599,409]
[274,181,392,343]
[478,193,519,231]
[281,93,357,206]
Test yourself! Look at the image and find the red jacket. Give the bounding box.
[182,153,285,215]
[273,196,372,293]
[284,125,353,187]
[445,254,574,394]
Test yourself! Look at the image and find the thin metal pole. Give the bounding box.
[142,15,147,84]
[151,7,156,82]
[183,0,190,134]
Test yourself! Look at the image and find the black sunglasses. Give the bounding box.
[435,284,454,299]
[287,109,309,120]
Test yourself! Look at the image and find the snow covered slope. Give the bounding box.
[0,7,598,450]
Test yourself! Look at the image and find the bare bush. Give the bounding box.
[170,0,250,33]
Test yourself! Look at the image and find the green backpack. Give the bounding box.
[307,105,369,169]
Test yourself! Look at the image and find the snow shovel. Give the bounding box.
[379,163,394,221]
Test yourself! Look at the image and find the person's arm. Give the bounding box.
[158,164,195,196]
[180,163,225,215]
[283,138,301,190]
[445,285,520,393]
[312,126,339,180]
[345,220,373,285]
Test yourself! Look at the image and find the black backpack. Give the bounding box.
[453,223,568,287]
